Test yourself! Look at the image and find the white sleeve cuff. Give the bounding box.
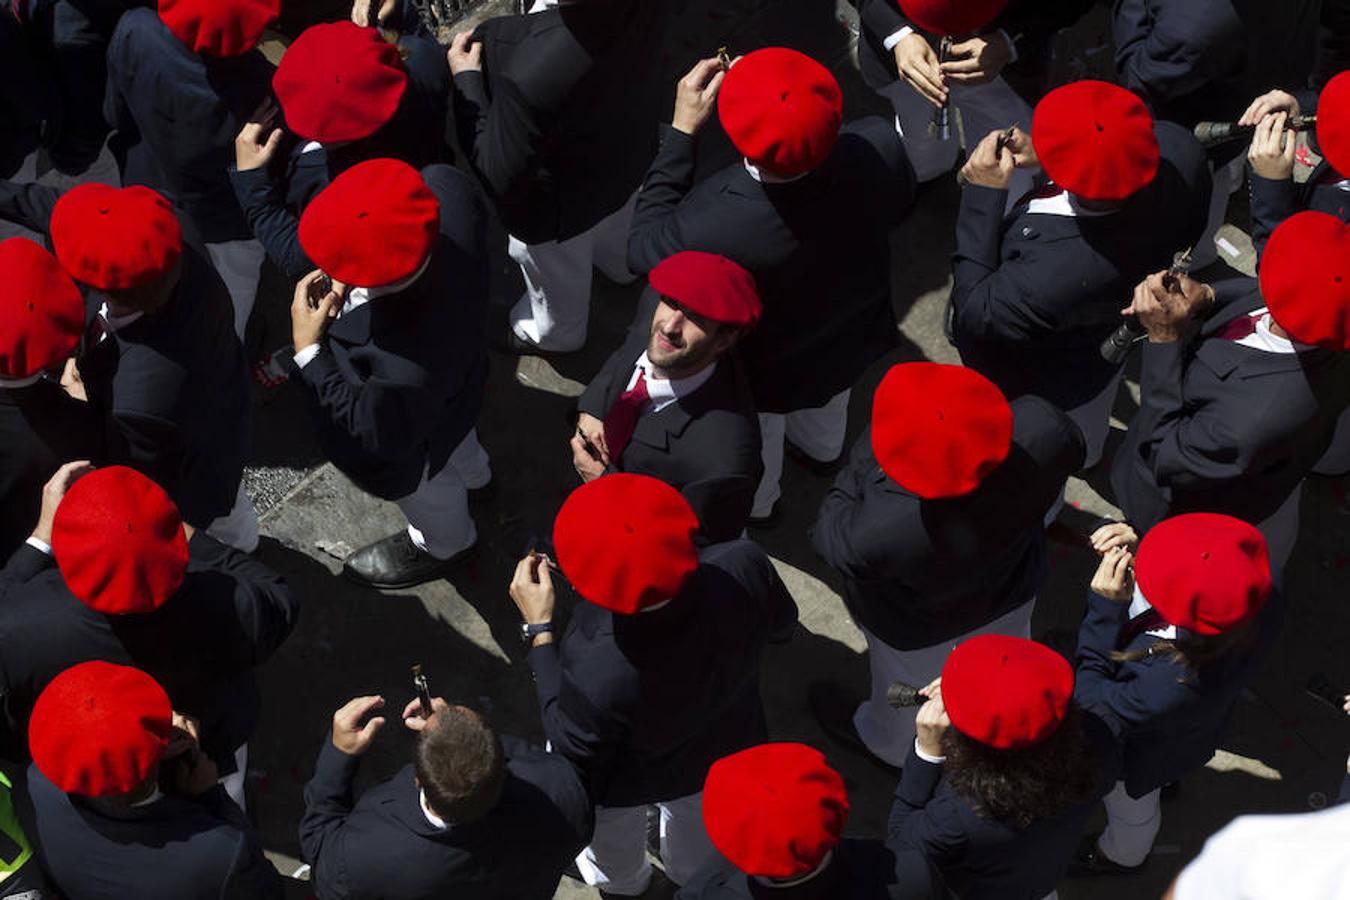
[293,344,321,369]
[914,738,946,765]
[883,26,915,51]
[26,536,53,556]
[998,28,1019,64]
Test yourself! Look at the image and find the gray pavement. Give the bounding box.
[37,2,1349,898]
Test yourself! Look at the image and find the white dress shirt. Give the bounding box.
[621,351,716,414]
[1229,306,1302,355]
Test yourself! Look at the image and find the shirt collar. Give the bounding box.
[1130,585,1177,640]
[130,787,164,808]
[97,300,144,332]
[342,257,432,316]
[634,350,716,412]
[419,789,449,830]
[743,158,809,184]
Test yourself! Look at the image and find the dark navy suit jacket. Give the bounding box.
[677,839,944,900]
[528,539,798,808]
[813,398,1083,650]
[299,737,592,900]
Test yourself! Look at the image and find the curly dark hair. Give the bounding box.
[941,702,1099,829]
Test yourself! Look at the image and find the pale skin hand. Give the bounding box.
[447,31,483,75]
[1002,125,1037,170]
[1248,111,1296,181]
[570,434,606,482]
[914,678,951,759]
[60,357,86,402]
[1091,547,1135,603]
[31,460,94,545]
[672,58,726,135]
[959,129,1015,190]
[1238,89,1300,127]
[1090,522,1139,555]
[234,97,283,172]
[351,0,397,28]
[331,695,387,756]
[940,33,1012,86]
[402,695,450,732]
[894,32,946,108]
[1120,272,1215,344]
[509,553,556,646]
[291,270,344,351]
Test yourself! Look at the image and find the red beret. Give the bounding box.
[942,635,1073,749]
[1032,81,1160,201]
[553,474,699,614]
[703,743,848,878]
[0,238,85,379]
[896,0,1008,37]
[29,661,173,797]
[648,251,761,327]
[1135,513,1271,635]
[158,0,278,57]
[50,184,183,291]
[1260,211,1350,350]
[718,48,842,178]
[870,363,1012,499]
[52,466,189,616]
[273,22,407,143]
[299,158,439,287]
[1317,71,1350,177]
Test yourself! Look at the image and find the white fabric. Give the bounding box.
[742,159,808,184]
[1128,585,1177,640]
[397,429,490,560]
[220,743,248,811]
[913,738,946,765]
[96,301,143,333]
[575,793,720,894]
[419,790,449,830]
[25,536,52,556]
[853,598,1035,767]
[1097,782,1161,867]
[204,482,260,554]
[293,343,322,368]
[1025,190,1119,219]
[879,74,1035,206]
[1333,178,1350,192]
[204,239,266,339]
[509,192,638,352]
[751,390,850,518]
[1230,307,1302,354]
[622,352,716,414]
[882,26,915,51]
[1172,802,1350,900]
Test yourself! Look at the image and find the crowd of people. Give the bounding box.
[1,0,1349,897]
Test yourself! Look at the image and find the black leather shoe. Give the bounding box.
[1066,832,1144,877]
[342,531,475,590]
[489,326,578,357]
[599,866,675,900]
[785,440,844,477]
[808,681,900,775]
[747,502,780,530]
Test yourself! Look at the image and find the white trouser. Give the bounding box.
[396,430,490,560]
[854,597,1035,767]
[205,483,260,554]
[1191,153,1246,270]
[220,743,248,811]
[576,793,720,894]
[1098,782,1162,867]
[881,75,1036,208]
[508,193,637,352]
[1259,482,1302,571]
[752,390,851,518]
[205,239,267,340]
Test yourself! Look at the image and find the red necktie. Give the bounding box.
[1219,311,1261,342]
[1117,607,1166,649]
[603,369,650,462]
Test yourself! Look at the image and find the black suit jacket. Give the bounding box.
[0,379,104,560]
[577,317,762,544]
[951,121,1211,420]
[0,179,248,526]
[628,120,915,413]
[813,397,1084,650]
[104,9,274,243]
[455,0,669,243]
[0,13,49,177]
[300,737,592,900]
[1110,281,1350,536]
[297,165,489,501]
[0,536,299,769]
[676,839,943,900]
[886,716,1115,900]
[527,539,797,808]
[1074,587,1284,797]
[19,766,282,900]
[1249,163,1349,265]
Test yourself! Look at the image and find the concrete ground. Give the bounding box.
[7,1,1348,898]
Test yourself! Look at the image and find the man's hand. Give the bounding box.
[1002,125,1037,170]
[575,412,610,464]
[234,98,283,173]
[571,433,606,482]
[448,31,483,75]
[351,0,396,28]
[402,695,450,733]
[1249,111,1296,180]
[509,553,556,631]
[31,460,93,545]
[1121,272,1214,343]
[894,32,946,108]
[1091,546,1134,603]
[941,33,1012,86]
[673,58,726,136]
[60,357,86,402]
[915,678,950,759]
[1090,521,1139,556]
[959,129,1015,190]
[331,695,387,756]
[1239,89,1301,127]
[291,270,342,352]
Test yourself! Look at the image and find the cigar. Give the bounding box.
[717,46,731,70]
[412,664,433,719]
[307,273,332,310]
[995,125,1017,156]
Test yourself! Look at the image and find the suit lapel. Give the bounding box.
[329,302,373,346]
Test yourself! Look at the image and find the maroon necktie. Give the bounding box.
[1116,607,1166,649]
[1218,311,1262,342]
[603,369,650,462]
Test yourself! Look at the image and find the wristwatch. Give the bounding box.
[520,621,554,645]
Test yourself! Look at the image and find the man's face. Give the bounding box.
[647,298,738,375]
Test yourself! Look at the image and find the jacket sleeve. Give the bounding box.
[528,641,630,778]
[0,180,60,235]
[626,124,698,276]
[189,533,300,668]
[298,738,361,898]
[453,69,546,210]
[858,0,912,44]
[812,437,921,581]
[1,543,57,584]
[188,786,284,899]
[228,164,314,280]
[1111,0,1245,105]
[886,744,969,864]
[297,348,443,462]
[1247,172,1298,265]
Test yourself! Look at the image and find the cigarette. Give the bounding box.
[717,46,731,70]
